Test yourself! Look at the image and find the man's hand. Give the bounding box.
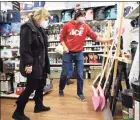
[25,65,32,74]
[63,46,69,53]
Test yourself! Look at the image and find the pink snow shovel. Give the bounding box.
[98,39,116,111]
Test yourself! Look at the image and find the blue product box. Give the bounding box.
[11,23,21,34]
[0,24,11,35]
[23,2,34,10]
[34,2,45,8]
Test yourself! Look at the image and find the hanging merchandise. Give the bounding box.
[0,10,7,23]
[123,6,133,17]
[105,7,117,20]
[1,49,13,58]
[49,14,59,23]
[85,8,94,21]
[7,10,21,23]
[61,10,72,23]
[0,24,11,35]
[12,2,20,11]
[21,2,34,10]
[94,7,106,20]
[33,2,45,8]
[10,23,21,34]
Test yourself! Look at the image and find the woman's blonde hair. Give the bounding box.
[33,8,50,21]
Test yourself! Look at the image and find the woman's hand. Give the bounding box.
[25,65,32,74]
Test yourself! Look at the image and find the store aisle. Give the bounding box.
[1,79,103,120]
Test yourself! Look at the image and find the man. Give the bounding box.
[12,8,51,120]
[59,8,113,101]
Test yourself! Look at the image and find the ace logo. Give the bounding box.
[69,27,84,36]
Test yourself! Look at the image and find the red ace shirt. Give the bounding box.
[60,20,97,52]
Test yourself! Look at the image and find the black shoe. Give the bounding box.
[12,111,30,120]
[59,90,64,97]
[77,94,86,102]
[34,105,51,113]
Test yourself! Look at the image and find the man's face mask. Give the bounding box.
[76,16,86,23]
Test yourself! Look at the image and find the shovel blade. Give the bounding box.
[99,89,106,110]
[92,87,100,111]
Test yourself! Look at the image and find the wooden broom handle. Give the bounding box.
[111,2,125,96]
[97,21,112,88]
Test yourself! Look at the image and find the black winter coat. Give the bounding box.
[20,19,50,79]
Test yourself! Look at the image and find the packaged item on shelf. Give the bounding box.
[14,72,20,83]
[19,73,26,82]
[11,49,19,57]
[11,23,21,35]
[94,7,106,20]
[1,49,13,58]
[0,10,7,23]
[33,2,45,8]
[0,73,6,80]
[50,67,62,78]
[16,82,25,95]
[61,10,72,23]
[15,60,20,70]
[85,8,94,21]
[3,60,15,72]
[84,56,88,63]
[0,81,5,91]
[4,81,12,92]
[49,14,59,23]
[124,6,133,17]
[7,10,21,23]
[13,82,17,93]
[90,66,102,79]
[105,7,117,20]
[12,2,20,11]
[21,2,34,10]
[0,24,11,35]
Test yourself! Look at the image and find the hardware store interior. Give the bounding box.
[0,1,139,120]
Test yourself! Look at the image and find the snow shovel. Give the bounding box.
[110,2,125,111]
[99,48,117,110]
[91,39,116,111]
[97,39,116,111]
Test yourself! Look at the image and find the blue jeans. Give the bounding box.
[68,62,73,78]
[59,51,84,95]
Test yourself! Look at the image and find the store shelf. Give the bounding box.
[1,34,20,37]
[50,63,102,66]
[48,40,59,42]
[48,45,110,49]
[83,51,104,53]
[130,27,139,33]
[125,5,139,19]
[48,52,56,53]
[0,90,52,99]
[99,54,131,64]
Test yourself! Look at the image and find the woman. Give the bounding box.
[12,8,51,120]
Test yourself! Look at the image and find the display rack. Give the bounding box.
[125,5,139,19]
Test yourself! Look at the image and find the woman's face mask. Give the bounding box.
[40,19,49,29]
[76,16,86,23]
